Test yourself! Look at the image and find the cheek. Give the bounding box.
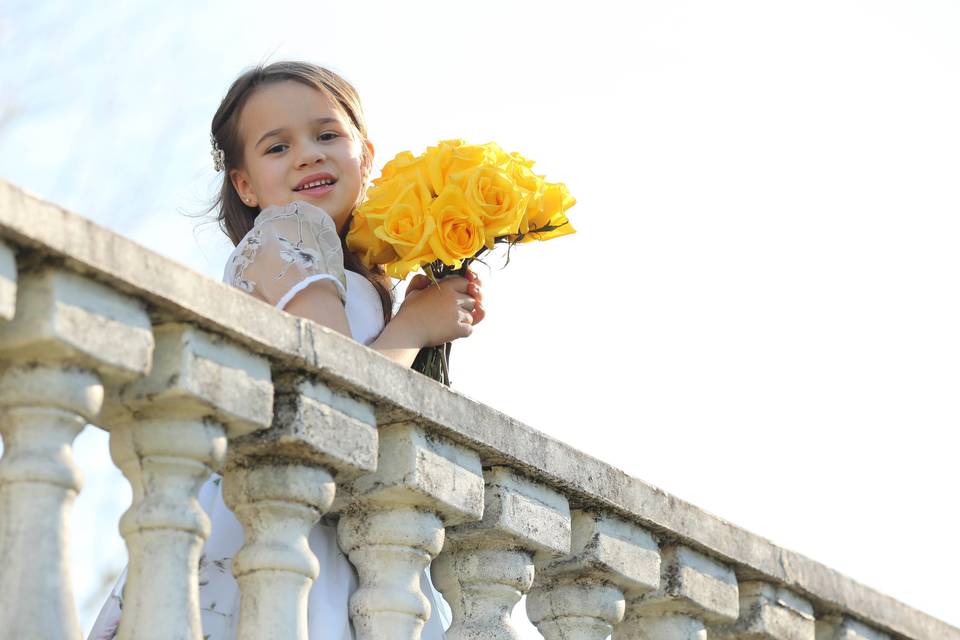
[255,162,285,192]
[342,154,365,187]
[345,139,367,175]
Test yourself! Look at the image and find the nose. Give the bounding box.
[296,140,326,168]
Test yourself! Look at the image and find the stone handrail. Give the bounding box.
[0,178,954,640]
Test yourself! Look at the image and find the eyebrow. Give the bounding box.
[254,117,341,149]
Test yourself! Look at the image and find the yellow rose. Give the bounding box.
[428,184,486,268]
[363,168,431,212]
[376,151,421,184]
[383,260,420,280]
[510,161,544,193]
[521,181,576,242]
[449,142,492,173]
[509,150,535,169]
[475,141,512,169]
[421,139,490,196]
[346,210,397,267]
[508,162,546,234]
[421,141,455,196]
[456,164,528,246]
[358,179,435,268]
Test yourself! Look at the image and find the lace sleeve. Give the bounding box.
[223,201,347,309]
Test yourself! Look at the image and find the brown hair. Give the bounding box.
[209,61,393,323]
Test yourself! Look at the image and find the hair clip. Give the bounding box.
[210,133,226,172]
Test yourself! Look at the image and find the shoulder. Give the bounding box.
[223,202,342,275]
[222,201,348,306]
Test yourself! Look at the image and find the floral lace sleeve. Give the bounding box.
[223,201,347,309]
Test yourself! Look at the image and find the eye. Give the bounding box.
[317,131,339,142]
[266,143,288,154]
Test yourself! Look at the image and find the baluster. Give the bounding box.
[816,615,892,640]
[0,267,152,640]
[432,466,571,640]
[222,372,378,640]
[616,545,738,640]
[336,422,485,640]
[100,322,273,640]
[709,581,814,640]
[527,509,661,640]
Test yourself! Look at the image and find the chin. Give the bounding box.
[299,194,334,210]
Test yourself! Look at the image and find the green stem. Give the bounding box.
[409,259,472,386]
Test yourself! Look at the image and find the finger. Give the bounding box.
[458,309,474,327]
[441,276,470,293]
[467,283,483,302]
[458,297,476,312]
[454,291,475,308]
[407,274,431,292]
[472,303,486,325]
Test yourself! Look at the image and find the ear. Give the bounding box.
[229,168,258,208]
[362,139,375,180]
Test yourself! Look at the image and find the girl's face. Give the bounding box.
[230,80,373,232]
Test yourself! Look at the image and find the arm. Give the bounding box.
[368,317,423,368]
[371,272,484,367]
[229,201,355,339]
[281,281,423,367]
[282,272,484,368]
[282,279,353,337]
[375,269,486,366]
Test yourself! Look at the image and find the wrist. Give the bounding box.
[380,307,429,349]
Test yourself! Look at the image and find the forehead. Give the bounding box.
[238,80,347,144]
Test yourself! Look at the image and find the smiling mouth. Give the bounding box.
[294,178,337,192]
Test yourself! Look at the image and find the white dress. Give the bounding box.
[87,201,451,640]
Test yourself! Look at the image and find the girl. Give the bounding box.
[87,61,483,640]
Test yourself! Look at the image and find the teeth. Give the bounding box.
[298,179,334,190]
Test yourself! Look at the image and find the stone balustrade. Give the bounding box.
[0,178,955,640]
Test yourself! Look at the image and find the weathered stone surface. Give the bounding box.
[96,323,270,639]
[338,506,446,640]
[219,373,375,639]
[816,615,893,640]
[0,364,103,424]
[104,322,272,438]
[630,545,739,623]
[223,463,335,640]
[541,509,660,592]
[0,267,153,380]
[228,372,377,478]
[444,465,571,554]
[0,266,153,640]
[1,180,958,640]
[432,467,571,640]
[529,511,660,640]
[336,422,484,523]
[531,582,629,640]
[111,416,225,640]
[618,613,710,640]
[711,581,815,640]
[335,423,484,639]
[0,366,100,640]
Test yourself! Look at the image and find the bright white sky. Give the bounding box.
[1,0,958,634]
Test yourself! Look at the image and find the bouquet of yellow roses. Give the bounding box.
[347,139,576,384]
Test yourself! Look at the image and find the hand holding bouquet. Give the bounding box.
[347,139,576,384]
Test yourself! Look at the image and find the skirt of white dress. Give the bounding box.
[87,474,451,640]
